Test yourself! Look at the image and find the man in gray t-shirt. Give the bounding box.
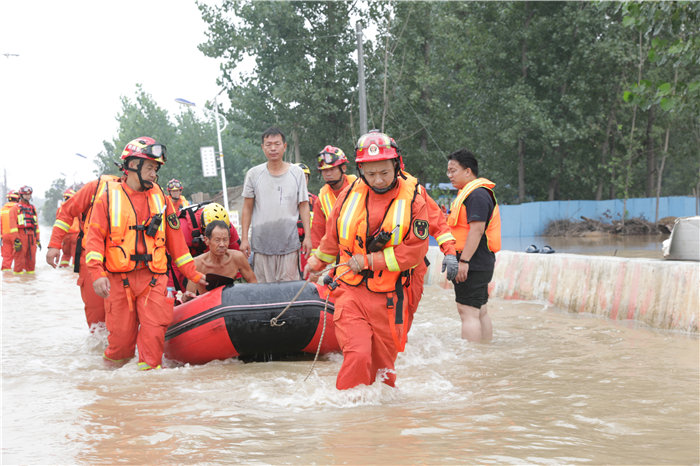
[240,127,311,282]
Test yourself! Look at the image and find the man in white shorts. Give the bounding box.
[239,127,312,282]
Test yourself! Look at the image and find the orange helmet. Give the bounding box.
[354,130,399,163]
[6,190,19,201]
[317,145,348,170]
[63,188,77,201]
[167,179,183,191]
[120,137,167,164]
[18,185,33,195]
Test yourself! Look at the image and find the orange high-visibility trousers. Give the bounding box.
[76,256,105,328]
[405,260,428,335]
[60,232,78,267]
[13,229,37,273]
[333,284,403,390]
[103,269,174,368]
[1,234,13,270]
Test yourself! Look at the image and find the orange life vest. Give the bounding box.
[16,202,38,232]
[447,178,501,253]
[335,176,419,293]
[103,181,168,274]
[1,201,17,235]
[168,195,189,211]
[317,174,357,221]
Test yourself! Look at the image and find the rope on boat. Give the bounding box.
[269,262,348,327]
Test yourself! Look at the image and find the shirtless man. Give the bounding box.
[184,220,257,300]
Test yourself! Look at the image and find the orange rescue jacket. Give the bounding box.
[334,176,419,292]
[447,178,501,253]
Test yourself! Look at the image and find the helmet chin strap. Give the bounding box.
[125,158,155,190]
[359,160,400,194]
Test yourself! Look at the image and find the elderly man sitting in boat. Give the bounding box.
[183,220,257,301]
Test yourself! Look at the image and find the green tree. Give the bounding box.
[42,178,67,225]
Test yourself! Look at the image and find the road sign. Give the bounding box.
[200,146,217,177]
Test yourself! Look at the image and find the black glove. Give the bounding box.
[441,254,459,281]
[37,240,42,251]
[13,238,22,252]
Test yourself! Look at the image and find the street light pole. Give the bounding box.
[175,92,229,210]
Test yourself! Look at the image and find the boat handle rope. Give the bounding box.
[269,261,349,327]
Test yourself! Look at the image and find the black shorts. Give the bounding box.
[453,269,494,309]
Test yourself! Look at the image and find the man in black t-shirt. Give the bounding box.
[445,149,502,342]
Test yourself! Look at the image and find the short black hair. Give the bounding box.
[205,220,230,239]
[262,127,286,144]
[447,148,479,177]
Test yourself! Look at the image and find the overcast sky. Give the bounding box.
[0,0,226,197]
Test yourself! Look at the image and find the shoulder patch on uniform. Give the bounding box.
[167,213,180,230]
[413,219,429,240]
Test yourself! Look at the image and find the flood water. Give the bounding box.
[502,234,668,259]
[2,254,698,464]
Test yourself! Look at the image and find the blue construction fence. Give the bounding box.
[498,196,698,237]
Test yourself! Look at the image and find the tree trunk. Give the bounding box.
[518,138,526,202]
[597,104,617,200]
[292,129,300,163]
[655,68,678,222]
[645,105,656,197]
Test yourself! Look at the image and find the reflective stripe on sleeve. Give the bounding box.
[383,247,400,272]
[173,253,194,267]
[53,219,71,232]
[435,232,455,245]
[85,251,104,264]
[314,250,336,263]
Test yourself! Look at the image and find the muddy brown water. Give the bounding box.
[2,241,698,464]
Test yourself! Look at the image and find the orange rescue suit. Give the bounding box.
[447,178,501,253]
[313,175,429,389]
[310,174,356,251]
[48,175,118,328]
[9,201,40,273]
[1,200,17,271]
[167,195,189,212]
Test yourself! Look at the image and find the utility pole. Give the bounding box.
[356,21,368,134]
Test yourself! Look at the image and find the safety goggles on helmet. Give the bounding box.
[121,137,167,164]
[19,185,33,195]
[317,145,348,170]
[167,179,183,191]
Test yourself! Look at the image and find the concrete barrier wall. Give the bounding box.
[424,247,699,333]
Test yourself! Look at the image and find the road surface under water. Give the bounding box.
[2,256,698,464]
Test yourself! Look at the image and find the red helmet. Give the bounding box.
[167,179,183,191]
[6,190,19,201]
[18,185,33,195]
[317,145,348,170]
[63,188,77,201]
[355,130,399,163]
[120,137,167,164]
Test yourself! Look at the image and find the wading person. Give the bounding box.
[1,190,20,271]
[56,188,79,268]
[445,148,501,343]
[183,220,257,300]
[9,185,40,274]
[85,137,206,370]
[240,127,311,282]
[166,178,189,211]
[46,174,120,329]
[304,130,430,390]
[310,145,356,252]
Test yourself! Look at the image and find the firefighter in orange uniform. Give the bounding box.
[166,179,189,211]
[1,190,20,271]
[56,187,80,268]
[85,137,206,370]
[387,138,458,332]
[310,145,356,252]
[46,175,120,329]
[304,130,430,390]
[9,185,40,274]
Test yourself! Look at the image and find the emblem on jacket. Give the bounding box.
[167,213,180,230]
[413,219,429,240]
